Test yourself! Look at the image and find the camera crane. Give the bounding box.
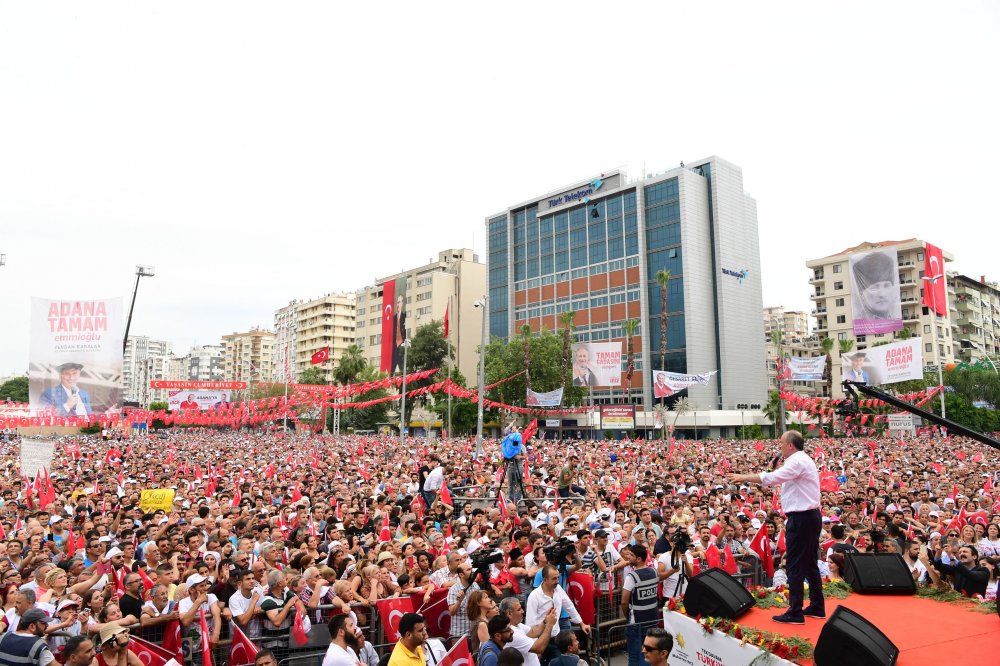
[840,380,1000,451]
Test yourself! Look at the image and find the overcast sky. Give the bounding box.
[1,1,997,376]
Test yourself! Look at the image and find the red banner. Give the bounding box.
[922,242,947,315]
[416,587,452,638]
[380,278,398,373]
[150,380,246,389]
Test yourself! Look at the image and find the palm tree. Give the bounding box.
[333,344,367,386]
[623,319,639,404]
[838,339,855,355]
[558,310,576,394]
[521,324,532,393]
[656,270,671,370]
[764,390,783,436]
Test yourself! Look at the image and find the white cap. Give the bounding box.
[57,599,80,612]
[49,515,63,525]
[105,547,123,559]
[750,519,762,529]
[186,573,207,586]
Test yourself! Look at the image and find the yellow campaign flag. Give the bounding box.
[139,488,175,513]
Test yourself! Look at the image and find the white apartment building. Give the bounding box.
[123,336,172,403]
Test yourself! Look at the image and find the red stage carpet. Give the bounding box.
[736,594,999,665]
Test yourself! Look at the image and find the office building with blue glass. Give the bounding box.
[486,156,767,427]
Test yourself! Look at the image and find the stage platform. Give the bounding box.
[737,593,999,665]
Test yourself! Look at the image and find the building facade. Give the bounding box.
[486,157,768,412]
[294,293,356,383]
[221,329,275,385]
[272,301,298,382]
[806,239,956,398]
[763,306,810,340]
[123,336,172,403]
[949,273,1000,367]
[765,334,823,397]
[355,248,487,383]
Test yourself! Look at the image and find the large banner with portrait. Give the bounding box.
[571,342,622,387]
[849,248,903,335]
[380,277,408,374]
[167,390,231,411]
[841,338,922,386]
[29,297,123,418]
[651,370,717,398]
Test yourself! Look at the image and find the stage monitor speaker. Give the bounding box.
[842,553,916,595]
[815,606,899,666]
[682,568,755,620]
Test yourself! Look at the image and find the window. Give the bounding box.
[416,292,431,301]
[834,281,844,290]
[833,264,842,274]
[917,252,924,261]
[923,324,931,333]
[836,315,846,324]
[925,343,932,352]
[835,298,845,307]
[838,332,848,340]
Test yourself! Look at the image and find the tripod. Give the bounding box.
[497,455,529,508]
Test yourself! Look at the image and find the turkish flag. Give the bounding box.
[566,572,596,625]
[376,597,417,642]
[379,513,392,543]
[291,608,308,646]
[416,588,452,638]
[161,620,185,663]
[776,529,786,555]
[311,347,330,365]
[437,634,472,666]
[443,304,449,338]
[748,523,774,578]
[198,609,212,666]
[922,243,947,315]
[129,635,179,666]
[229,625,259,666]
[439,484,453,507]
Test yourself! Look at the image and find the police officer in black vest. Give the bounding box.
[0,609,56,666]
[620,544,660,666]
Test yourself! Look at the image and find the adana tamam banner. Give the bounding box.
[841,338,922,386]
[571,342,621,387]
[527,387,563,407]
[651,370,717,398]
[380,276,408,374]
[29,297,123,418]
[787,356,826,381]
[849,248,903,335]
[167,390,231,411]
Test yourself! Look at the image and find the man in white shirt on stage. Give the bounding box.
[728,431,824,625]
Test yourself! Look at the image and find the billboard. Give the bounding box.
[600,405,635,430]
[151,380,246,389]
[571,342,622,387]
[787,356,826,381]
[651,370,717,398]
[841,338,922,386]
[167,390,231,411]
[527,387,563,407]
[849,249,903,335]
[380,277,408,373]
[29,297,123,418]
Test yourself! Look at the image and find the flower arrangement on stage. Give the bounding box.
[665,597,686,614]
[749,585,790,609]
[820,578,852,599]
[916,584,999,614]
[696,615,814,663]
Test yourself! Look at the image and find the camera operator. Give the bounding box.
[656,528,693,599]
[447,563,479,645]
[501,426,527,504]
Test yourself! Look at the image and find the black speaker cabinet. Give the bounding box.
[682,568,755,619]
[815,606,899,666]
[842,553,916,595]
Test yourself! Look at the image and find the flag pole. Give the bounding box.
[447,295,452,439]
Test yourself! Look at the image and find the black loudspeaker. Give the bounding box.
[682,568,755,619]
[815,606,899,666]
[842,553,916,595]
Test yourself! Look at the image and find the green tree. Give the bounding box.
[148,401,170,430]
[838,339,855,355]
[427,366,478,435]
[0,376,28,402]
[558,310,576,395]
[484,328,586,409]
[334,344,367,386]
[623,319,640,403]
[764,390,783,436]
[656,270,671,370]
[521,324,533,392]
[820,336,834,434]
[298,366,327,385]
[344,365,392,432]
[402,320,452,426]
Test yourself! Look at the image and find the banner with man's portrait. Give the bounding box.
[380,277,408,374]
[527,387,563,407]
[651,370,716,398]
[167,390,232,411]
[29,297,124,418]
[571,342,622,387]
[787,356,826,381]
[841,338,922,387]
[849,249,903,335]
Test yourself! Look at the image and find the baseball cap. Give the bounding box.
[750,519,762,529]
[20,609,55,626]
[186,573,207,586]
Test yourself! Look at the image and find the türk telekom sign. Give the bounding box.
[150,380,246,390]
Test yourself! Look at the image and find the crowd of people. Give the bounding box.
[0,425,997,666]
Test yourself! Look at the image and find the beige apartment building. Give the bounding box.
[273,301,298,382]
[763,306,810,340]
[948,273,1000,368]
[222,328,275,384]
[355,248,486,382]
[806,239,955,398]
[293,292,356,382]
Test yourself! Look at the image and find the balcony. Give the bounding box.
[810,273,825,283]
[811,307,827,315]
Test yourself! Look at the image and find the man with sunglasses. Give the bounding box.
[639,628,673,666]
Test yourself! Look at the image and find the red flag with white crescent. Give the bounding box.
[311,347,330,365]
[229,625,259,666]
[436,628,473,666]
[376,597,417,642]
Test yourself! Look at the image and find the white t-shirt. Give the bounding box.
[322,643,359,666]
[228,589,264,638]
[508,623,541,666]
[657,551,693,599]
[178,594,218,638]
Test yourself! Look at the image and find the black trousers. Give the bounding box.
[785,508,824,614]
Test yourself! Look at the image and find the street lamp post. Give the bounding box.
[399,340,410,450]
[473,296,487,458]
[922,274,947,422]
[123,265,156,354]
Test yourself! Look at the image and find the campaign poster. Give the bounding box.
[571,342,621,387]
[167,390,231,411]
[841,338,922,386]
[527,387,563,406]
[651,370,717,398]
[380,276,408,373]
[787,356,826,381]
[29,297,123,418]
[849,249,903,335]
[600,405,635,429]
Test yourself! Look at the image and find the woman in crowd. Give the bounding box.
[467,589,499,655]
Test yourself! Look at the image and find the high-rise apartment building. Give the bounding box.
[123,336,172,403]
[221,329,275,385]
[273,301,298,382]
[486,157,767,412]
[763,306,810,340]
[948,273,1000,366]
[294,293,356,382]
[806,239,955,398]
[355,248,486,383]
